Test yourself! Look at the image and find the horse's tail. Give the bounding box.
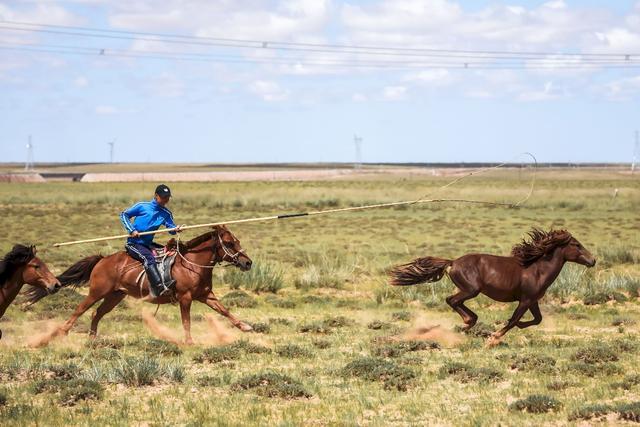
[389,256,452,286]
[23,255,104,306]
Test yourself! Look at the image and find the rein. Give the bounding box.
[175,232,244,270]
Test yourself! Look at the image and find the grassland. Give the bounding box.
[0,168,639,426]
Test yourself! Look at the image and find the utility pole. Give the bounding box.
[633,130,639,175]
[353,134,363,169]
[108,139,116,163]
[25,135,34,171]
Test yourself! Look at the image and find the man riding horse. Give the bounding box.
[120,184,182,297]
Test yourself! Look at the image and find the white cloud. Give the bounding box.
[383,85,407,100]
[249,80,289,101]
[95,105,138,115]
[518,81,560,101]
[75,76,89,88]
[404,69,453,87]
[95,105,118,115]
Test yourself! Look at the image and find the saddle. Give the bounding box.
[128,243,178,292]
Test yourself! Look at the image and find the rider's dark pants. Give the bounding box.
[125,243,155,267]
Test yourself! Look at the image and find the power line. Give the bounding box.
[2,43,640,70]
[0,21,637,63]
[2,20,637,59]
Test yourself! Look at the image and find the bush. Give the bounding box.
[225,261,284,294]
[250,322,271,334]
[230,340,272,354]
[31,379,104,406]
[275,344,311,359]
[312,339,331,349]
[340,357,417,391]
[0,390,6,406]
[138,338,182,356]
[322,316,353,328]
[86,337,125,350]
[510,394,562,413]
[59,379,104,406]
[367,320,391,330]
[231,372,311,399]
[439,362,503,383]
[294,253,356,290]
[616,402,640,422]
[372,340,440,358]
[568,403,613,421]
[266,297,296,309]
[571,344,619,364]
[454,322,494,338]
[194,346,240,364]
[568,362,622,377]
[220,290,257,308]
[509,354,556,372]
[112,357,162,386]
[297,322,332,334]
[390,311,412,322]
[612,374,640,390]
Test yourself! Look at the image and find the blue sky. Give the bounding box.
[1,0,639,163]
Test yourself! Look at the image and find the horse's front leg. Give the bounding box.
[178,294,194,345]
[197,291,253,332]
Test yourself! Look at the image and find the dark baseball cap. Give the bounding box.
[155,184,172,197]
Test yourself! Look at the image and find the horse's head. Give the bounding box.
[562,236,596,267]
[213,226,252,271]
[0,245,61,293]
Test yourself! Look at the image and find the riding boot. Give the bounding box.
[145,264,170,298]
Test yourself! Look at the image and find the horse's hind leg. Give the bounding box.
[90,291,126,337]
[58,293,102,336]
[197,291,253,332]
[446,290,480,329]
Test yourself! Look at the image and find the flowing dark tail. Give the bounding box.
[23,255,104,306]
[389,256,452,286]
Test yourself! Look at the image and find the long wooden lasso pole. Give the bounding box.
[51,153,537,248]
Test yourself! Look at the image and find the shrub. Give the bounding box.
[297,322,332,334]
[372,340,440,358]
[138,338,182,356]
[390,311,412,322]
[275,344,311,359]
[616,402,640,423]
[509,354,556,372]
[367,320,391,330]
[571,344,619,364]
[340,357,417,391]
[454,322,494,338]
[194,346,240,364]
[250,322,271,334]
[230,340,272,354]
[510,395,562,413]
[568,403,613,421]
[231,372,311,399]
[439,362,503,383]
[112,357,162,386]
[59,379,104,406]
[225,261,284,294]
[220,290,257,308]
[294,253,356,290]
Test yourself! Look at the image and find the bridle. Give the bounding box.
[176,230,246,269]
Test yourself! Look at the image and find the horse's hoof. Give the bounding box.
[238,322,253,332]
[184,338,194,346]
[486,334,502,348]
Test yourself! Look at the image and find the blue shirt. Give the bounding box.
[120,199,177,246]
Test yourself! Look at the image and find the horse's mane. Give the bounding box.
[0,244,35,288]
[174,226,228,251]
[511,228,573,266]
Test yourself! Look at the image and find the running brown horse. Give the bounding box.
[0,244,61,339]
[26,226,253,344]
[389,229,596,341]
